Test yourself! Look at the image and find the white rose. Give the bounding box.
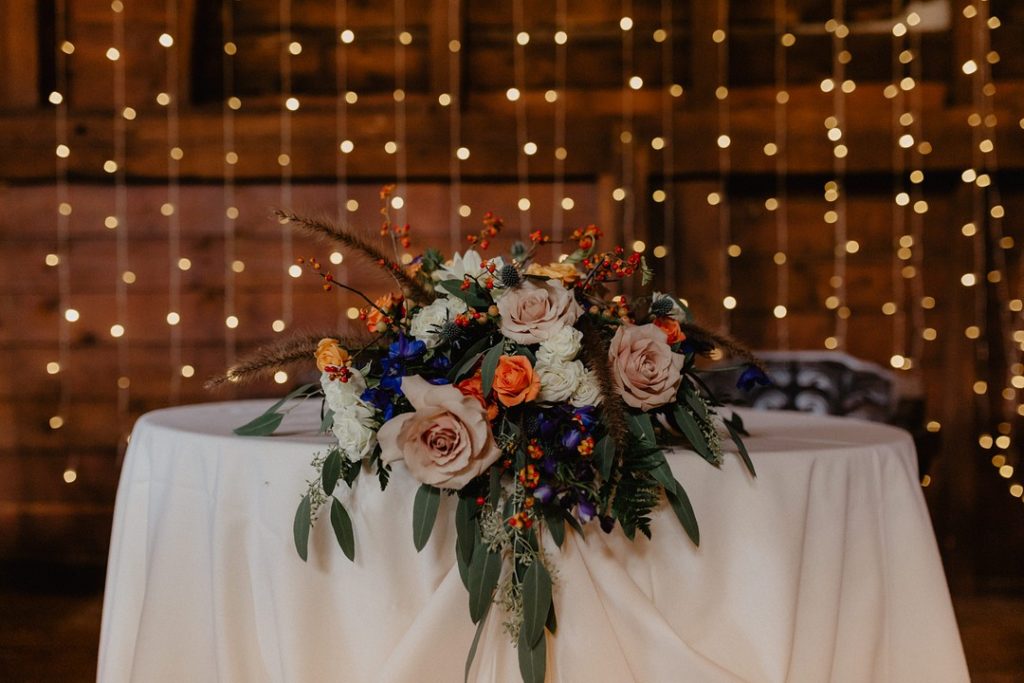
[321,369,368,413]
[332,414,377,462]
[410,295,467,348]
[536,359,585,403]
[536,325,583,364]
[570,369,603,407]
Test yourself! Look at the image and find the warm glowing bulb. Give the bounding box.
[340,29,354,44]
[64,308,79,322]
[274,371,289,384]
[166,311,180,325]
[181,365,195,378]
[272,319,286,332]
[225,315,239,329]
[159,33,174,47]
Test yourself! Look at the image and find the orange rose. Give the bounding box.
[653,316,686,345]
[365,293,396,332]
[456,373,500,420]
[492,355,540,407]
[315,338,350,372]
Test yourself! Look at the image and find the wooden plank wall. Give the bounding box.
[1,0,1022,588]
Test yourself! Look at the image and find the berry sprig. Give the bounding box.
[465,211,504,250]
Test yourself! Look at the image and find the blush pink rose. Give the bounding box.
[378,375,501,489]
[497,278,583,345]
[608,323,685,410]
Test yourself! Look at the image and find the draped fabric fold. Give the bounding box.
[98,401,968,683]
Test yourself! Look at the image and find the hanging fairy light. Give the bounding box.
[51,0,74,482]
[163,0,185,402]
[618,0,636,246]
[446,0,463,249]
[511,0,531,238]
[551,0,569,242]
[769,0,792,347]
[713,0,733,327]
[222,0,239,365]
[393,0,408,229]
[110,0,130,450]
[333,0,353,328]
[905,11,929,370]
[649,0,674,283]
[822,2,850,351]
[277,0,295,334]
[888,6,909,370]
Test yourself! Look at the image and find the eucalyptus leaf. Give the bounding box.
[448,334,495,381]
[234,411,284,437]
[438,279,491,308]
[330,497,355,561]
[268,382,319,413]
[725,419,756,477]
[322,449,342,496]
[457,543,471,590]
[681,387,709,420]
[293,494,311,562]
[487,467,502,508]
[467,548,502,623]
[545,601,557,634]
[455,497,477,565]
[514,344,536,364]
[480,342,505,397]
[319,407,335,434]
[464,599,491,683]
[412,484,441,552]
[544,508,565,548]
[521,561,553,648]
[517,625,547,683]
[626,412,656,446]
[671,404,716,464]
[665,479,700,546]
[595,435,615,481]
[726,410,749,436]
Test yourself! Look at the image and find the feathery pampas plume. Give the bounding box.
[679,321,764,370]
[274,210,435,305]
[205,332,344,389]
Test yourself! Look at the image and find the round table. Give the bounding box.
[98,400,968,683]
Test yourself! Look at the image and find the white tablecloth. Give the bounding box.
[98,400,968,683]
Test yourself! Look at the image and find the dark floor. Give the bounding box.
[0,586,1021,681]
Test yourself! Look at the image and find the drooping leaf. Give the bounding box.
[726,410,749,436]
[438,278,492,308]
[293,494,311,561]
[517,624,547,683]
[464,598,491,683]
[467,548,502,623]
[455,497,477,566]
[487,466,503,508]
[448,334,495,382]
[671,403,716,464]
[681,387,709,420]
[665,479,700,546]
[480,342,505,397]
[626,412,656,446]
[457,543,471,590]
[521,561,553,647]
[322,449,342,496]
[646,450,676,492]
[268,382,319,413]
[595,434,616,481]
[514,344,536,364]
[330,496,355,560]
[545,600,557,634]
[724,418,756,477]
[412,484,441,552]
[544,508,565,548]
[234,411,284,437]
[319,407,335,433]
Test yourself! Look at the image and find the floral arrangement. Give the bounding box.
[209,188,764,683]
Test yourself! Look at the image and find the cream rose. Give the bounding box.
[321,369,368,412]
[570,369,603,407]
[536,325,583,365]
[608,323,684,410]
[536,359,585,403]
[410,295,466,348]
[497,278,582,345]
[332,414,377,462]
[378,375,501,489]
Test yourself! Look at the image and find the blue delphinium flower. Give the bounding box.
[737,364,770,391]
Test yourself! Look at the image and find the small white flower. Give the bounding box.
[570,369,603,407]
[321,369,367,412]
[332,414,377,462]
[432,250,505,283]
[409,295,467,348]
[536,325,583,365]
[536,359,585,403]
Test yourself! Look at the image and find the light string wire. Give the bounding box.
[552,0,568,242]
[657,0,675,287]
[890,1,909,368]
[966,2,1023,502]
[52,0,74,483]
[165,0,183,403]
[334,0,351,329]
[826,1,848,351]
[222,1,239,366]
[619,0,635,246]
[278,0,294,335]
[111,0,129,451]
[772,0,790,348]
[907,18,927,369]
[511,0,531,239]
[715,0,732,329]
[393,0,408,228]
[447,0,462,250]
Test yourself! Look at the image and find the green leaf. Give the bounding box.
[319,407,335,433]
[517,624,547,683]
[448,334,495,381]
[665,479,700,546]
[514,344,536,365]
[268,382,319,413]
[521,561,553,647]
[412,484,441,552]
[293,494,311,561]
[726,410,749,436]
[467,548,502,623]
[595,435,616,481]
[640,255,654,286]
[681,387,709,420]
[480,342,506,397]
[455,497,477,566]
[646,450,676,492]
[487,466,503,508]
[671,404,716,463]
[322,449,342,496]
[544,508,565,548]
[626,412,656,446]
[562,247,588,264]
[725,419,756,477]
[464,599,491,683]
[234,411,284,437]
[330,497,355,561]
[438,278,492,308]
[561,508,584,537]
[545,601,557,635]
